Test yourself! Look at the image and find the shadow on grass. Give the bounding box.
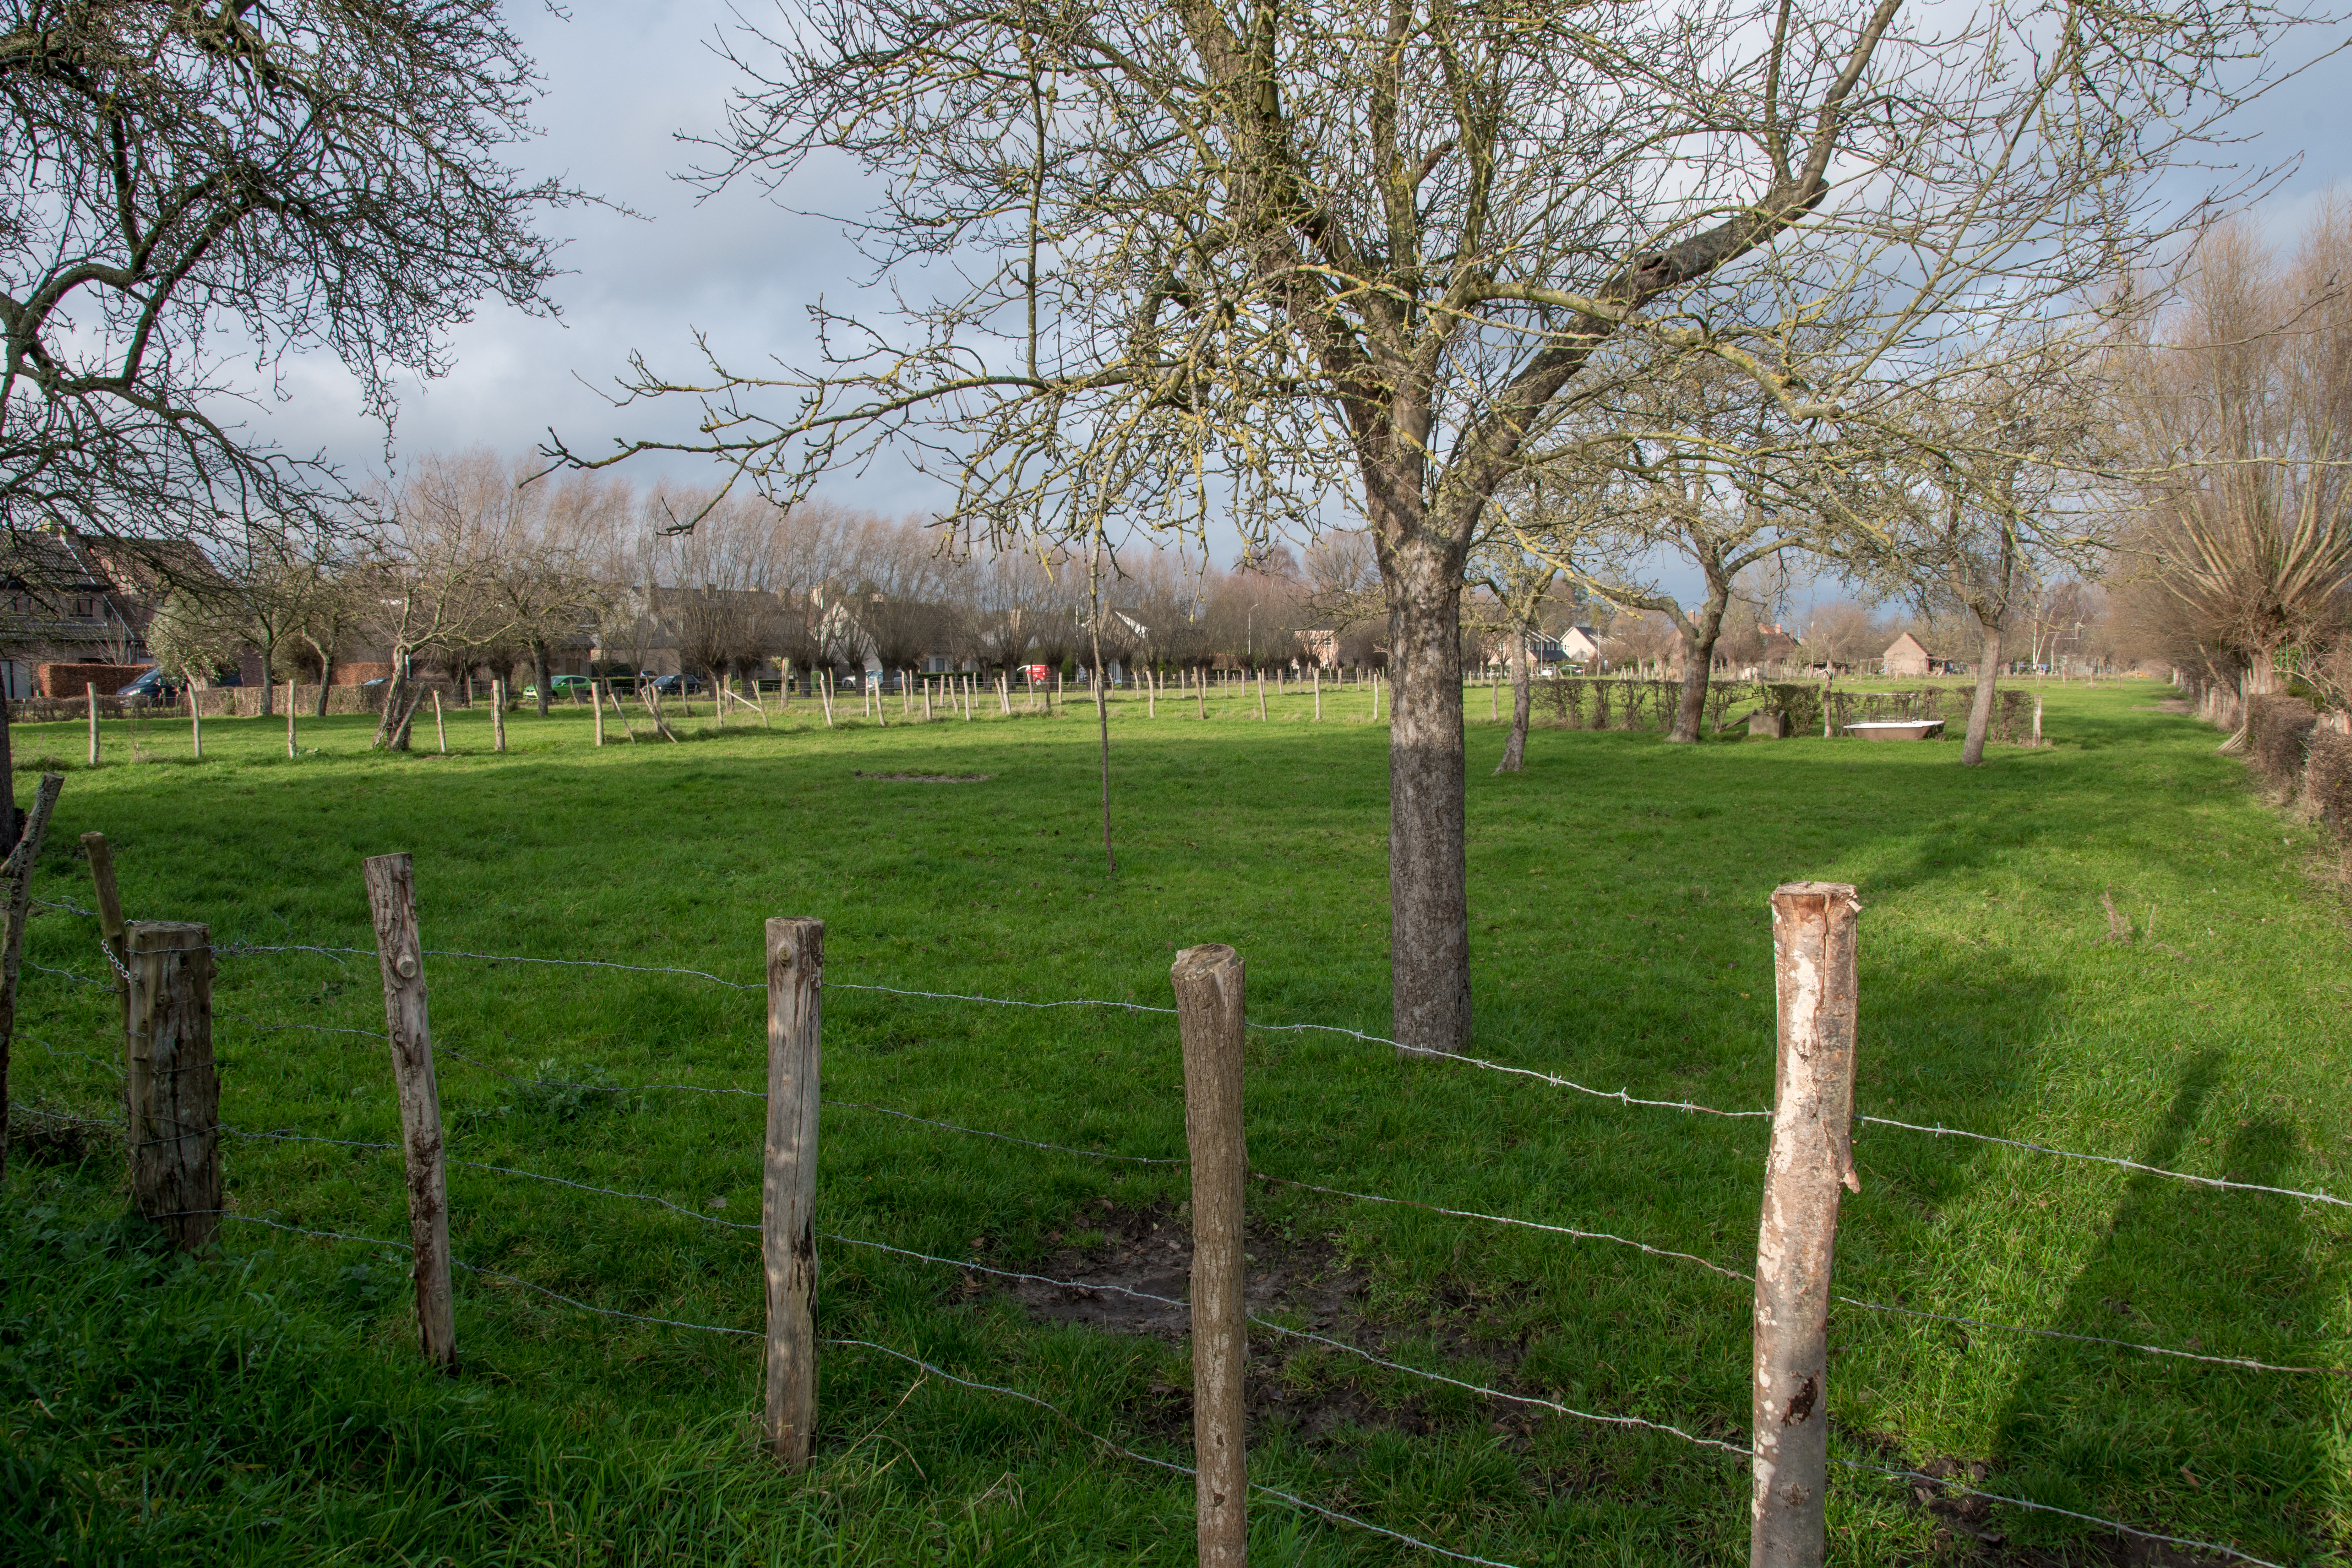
[1982,1051,2339,1562]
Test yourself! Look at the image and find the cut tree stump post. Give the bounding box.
[190,688,202,759]
[86,683,100,767]
[124,920,218,1252]
[433,691,448,754]
[0,773,64,1186]
[363,853,457,1373]
[762,916,823,1466]
[1171,942,1248,1568]
[491,681,507,752]
[286,682,298,757]
[1751,882,1862,1568]
[1256,669,1266,720]
[1314,664,1321,721]
[593,680,607,746]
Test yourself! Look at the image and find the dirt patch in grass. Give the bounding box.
[853,770,994,783]
[980,1201,1549,1448]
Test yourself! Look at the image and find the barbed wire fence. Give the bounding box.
[6,854,2335,1567]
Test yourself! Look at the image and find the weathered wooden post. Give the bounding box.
[763,916,823,1466]
[1171,942,1248,1568]
[286,681,298,757]
[80,830,127,1023]
[2032,695,2044,745]
[1313,664,1321,721]
[1752,882,1862,1568]
[593,678,607,746]
[432,690,448,754]
[189,686,202,759]
[124,921,219,1251]
[1256,669,1267,721]
[491,680,507,752]
[0,773,63,1185]
[362,853,457,1372]
[86,683,100,767]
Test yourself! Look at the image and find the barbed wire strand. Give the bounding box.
[27,959,112,989]
[1857,1115,2352,1209]
[822,1337,1530,1568]
[1252,1171,1753,1282]
[830,1099,1187,1164]
[1829,1454,2285,1568]
[188,1209,1528,1568]
[436,1045,768,1100]
[32,895,99,918]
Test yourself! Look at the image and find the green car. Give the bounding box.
[522,675,599,698]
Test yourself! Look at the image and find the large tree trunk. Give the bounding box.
[313,653,333,719]
[533,642,553,717]
[1667,579,1732,743]
[0,687,16,852]
[1384,541,1471,1058]
[1962,620,2004,766]
[1495,629,1533,773]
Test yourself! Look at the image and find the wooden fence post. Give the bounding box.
[593,679,606,746]
[363,853,457,1372]
[1752,882,1862,1568]
[0,773,64,1186]
[491,680,507,752]
[433,690,448,754]
[286,681,298,757]
[190,686,202,759]
[1313,664,1321,721]
[124,920,219,1252]
[763,916,823,1466]
[86,683,100,767]
[1171,942,1248,1568]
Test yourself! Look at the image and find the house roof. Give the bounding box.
[1884,632,1936,658]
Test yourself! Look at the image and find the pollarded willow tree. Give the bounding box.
[559,0,2311,1056]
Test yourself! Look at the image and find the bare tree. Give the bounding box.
[370,456,518,746]
[2112,209,2352,742]
[558,0,2295,1054]
[0,2,572,539]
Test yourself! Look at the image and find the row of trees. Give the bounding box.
[3,0,2329,1064]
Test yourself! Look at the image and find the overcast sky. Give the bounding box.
[258,5,2350,604]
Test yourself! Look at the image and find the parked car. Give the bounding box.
[116,667,182,705]
[522,675,598,699]
[650,673,705,696]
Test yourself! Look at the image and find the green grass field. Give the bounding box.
[4,679,2348,1566]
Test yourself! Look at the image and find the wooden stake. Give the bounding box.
[362,853,457,1373]
[124,919,218,1252]
[1171,942,1247,1568]
[0,773,63,1186]
[80,830,127,1030]
[1147,667,1157,719]
[286,681,298,757]
[763,916,823,1466]
[593,679,606,746]
[190,686,202,759]
[86,682,100,767]
[491,680,507,752]
[1313,664,1321,721]
[433,690,448,754]
[820,670,835,728]
[1256,669,1267,721]
[1752,882,1862,1568]
[923,677,933,721]
[1196,667,1207,721]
